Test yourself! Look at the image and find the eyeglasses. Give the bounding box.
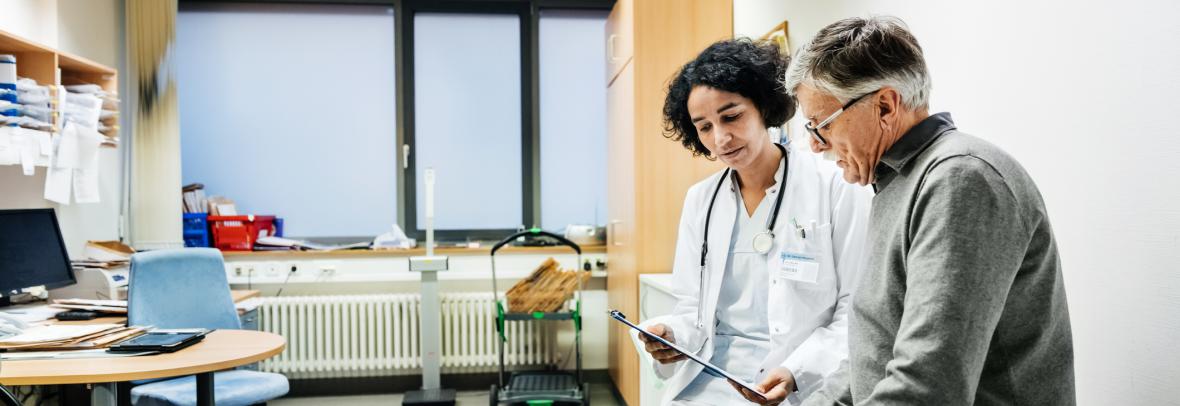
[804,90,877,147]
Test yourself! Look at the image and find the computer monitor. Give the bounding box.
[0,209,76,295]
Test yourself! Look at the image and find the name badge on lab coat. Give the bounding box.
[776,251,819,284]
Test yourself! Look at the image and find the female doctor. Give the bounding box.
[636,39,872,405]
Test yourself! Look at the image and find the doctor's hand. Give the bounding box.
[639,324,686,364]
[729,367,796,405]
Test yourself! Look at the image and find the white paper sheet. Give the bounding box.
[0,126,16,165]
[44,166,72,204]
[0,304,66,324]
[44,126,72,204]
[73,126,102,204]
[37,131,51,157]
[56,123,81,169]
[16,128,37,175]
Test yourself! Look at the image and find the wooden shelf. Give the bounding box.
[221,244,607,259]
[59,51,119,93]
[0,28,57,86]
[0,28,120,147]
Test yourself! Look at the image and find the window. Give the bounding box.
[411,13,523,231]
[176,3,398,238]
[538,9,609,231]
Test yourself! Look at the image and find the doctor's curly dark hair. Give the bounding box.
[663,38,794,158]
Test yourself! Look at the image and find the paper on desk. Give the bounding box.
[0,304,65,324]
[50,304,127,314]
[0,348,157,360]
[0,324,122,345]
[54,298,127,308]
[73,124,102,203]
[236,297,262,313]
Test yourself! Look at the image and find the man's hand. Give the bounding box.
[638,324,686,364]
[729,367,796,405]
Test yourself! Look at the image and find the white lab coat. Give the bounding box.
[633,147,872,405]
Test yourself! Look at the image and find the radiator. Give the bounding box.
[257,293,562,379]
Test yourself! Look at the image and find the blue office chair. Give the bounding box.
[127,248,288,406]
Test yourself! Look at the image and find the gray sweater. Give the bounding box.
[805,113,1074,405]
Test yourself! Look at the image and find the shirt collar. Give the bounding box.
[874,112,956,191]
[729,147,788,195]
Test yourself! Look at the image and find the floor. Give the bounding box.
[272,387,624,405]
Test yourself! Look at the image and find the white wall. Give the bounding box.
[0,0,58,45]
[0,0,125,257]
[734,1,1180,404]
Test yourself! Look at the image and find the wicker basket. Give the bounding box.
[505,257,589,313]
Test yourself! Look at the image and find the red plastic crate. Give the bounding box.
[207,215,277,251]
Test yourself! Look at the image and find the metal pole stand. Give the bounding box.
[403,168,455,406]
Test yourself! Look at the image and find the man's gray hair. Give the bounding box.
[785,16,931,109]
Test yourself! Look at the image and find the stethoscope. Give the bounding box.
[696,143,788,329]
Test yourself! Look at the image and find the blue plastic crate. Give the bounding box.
[182,213,210,247]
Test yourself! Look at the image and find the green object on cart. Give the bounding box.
[496,302,507,342]
[526,400,554,406]
[529,227,542,234]
[533,311,545,319]
[573,301,582,331]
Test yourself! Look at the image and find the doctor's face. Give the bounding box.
[687,86,771,171]
[796,84,882,185]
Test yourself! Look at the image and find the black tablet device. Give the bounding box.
[608,310,768,402]
[108,329,211,353]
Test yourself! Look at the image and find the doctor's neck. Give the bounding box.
[732,143,784,192]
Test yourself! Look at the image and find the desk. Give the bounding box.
[0,329,285,406]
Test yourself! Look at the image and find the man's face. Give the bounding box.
[797,84,882,185]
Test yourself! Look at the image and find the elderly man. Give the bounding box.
[784,16,1075,405]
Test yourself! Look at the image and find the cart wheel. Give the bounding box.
[489,384,499,406]
[581,382,591,406]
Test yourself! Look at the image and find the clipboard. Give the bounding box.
[609,310,768,402]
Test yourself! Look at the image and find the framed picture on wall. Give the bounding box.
[762,21,791,144]
[762,21,791,57]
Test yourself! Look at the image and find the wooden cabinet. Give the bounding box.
[604,1,732,404]
[604,0,633,85]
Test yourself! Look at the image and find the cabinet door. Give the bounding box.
[604,0,633,86]
[606,62,641,406]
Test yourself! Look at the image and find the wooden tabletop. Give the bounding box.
[0,330,285,385]
[230,290,261,303]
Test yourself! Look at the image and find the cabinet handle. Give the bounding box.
[609,219,624,246]
[607,34,618,62]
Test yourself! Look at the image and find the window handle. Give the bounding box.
[403,144,410,169]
